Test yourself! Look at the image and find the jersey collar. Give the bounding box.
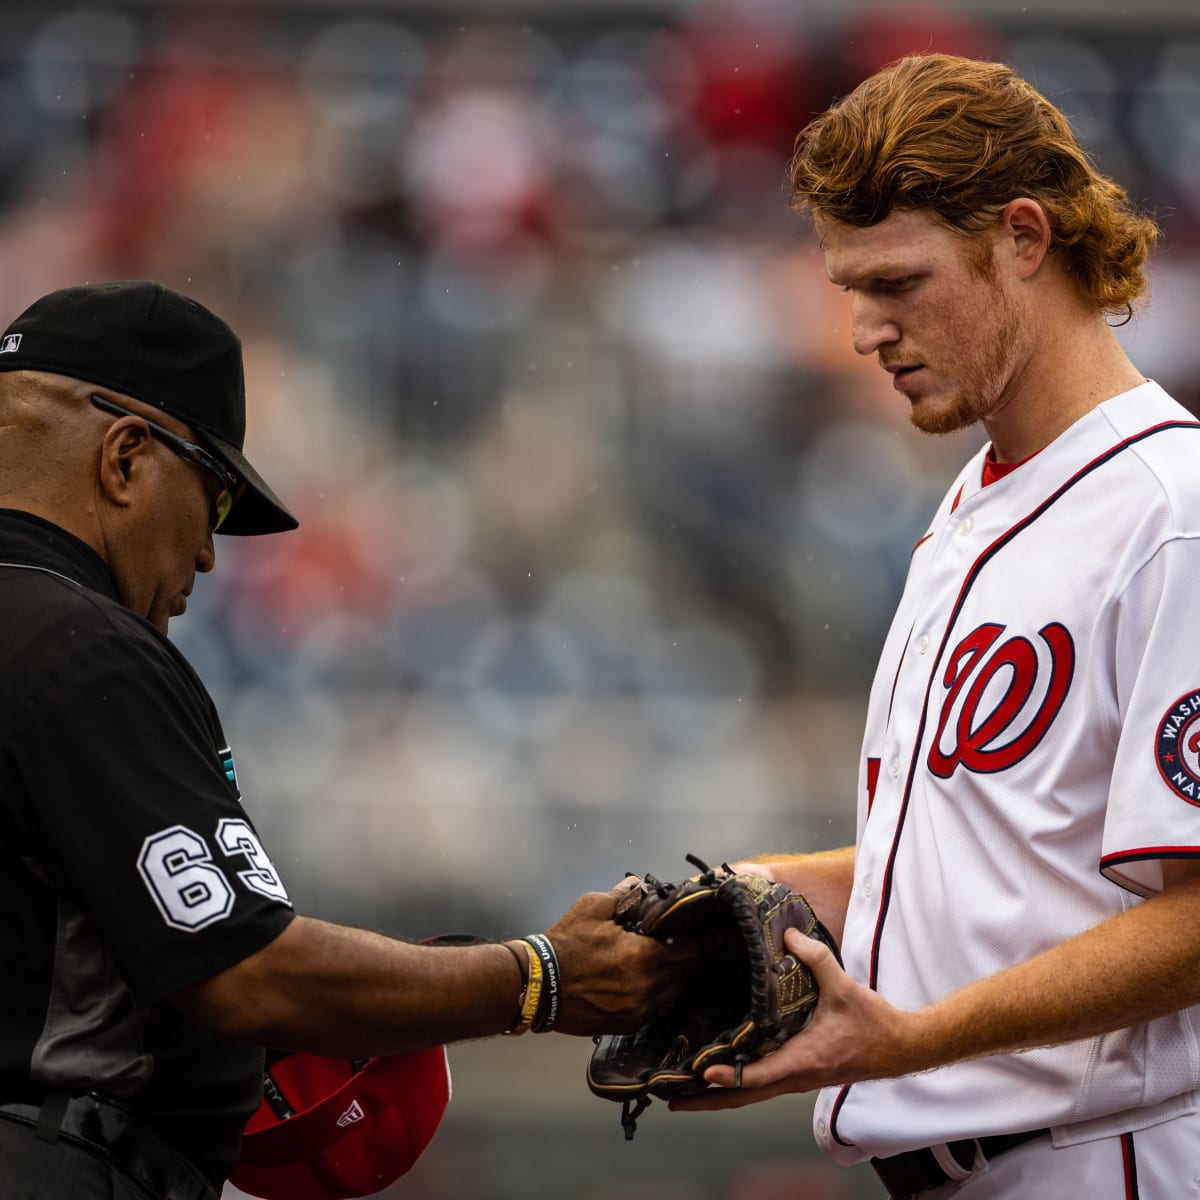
[0,508,118,600]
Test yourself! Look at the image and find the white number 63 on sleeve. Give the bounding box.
[138,819,291,932]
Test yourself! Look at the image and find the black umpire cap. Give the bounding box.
[0,280,298,536]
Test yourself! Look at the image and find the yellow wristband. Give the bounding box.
[504,941,543,1036]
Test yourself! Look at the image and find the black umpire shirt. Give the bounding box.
[0,509,295,1189]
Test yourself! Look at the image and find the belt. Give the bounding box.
[0,1091,217,1200]
[871,1127,1050,1198]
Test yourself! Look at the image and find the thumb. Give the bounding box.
[784,926,842,983]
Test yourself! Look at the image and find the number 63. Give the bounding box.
[138,819,290,931]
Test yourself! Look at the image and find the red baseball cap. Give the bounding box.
[229,1048,451,1200]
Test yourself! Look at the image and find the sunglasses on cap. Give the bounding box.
[91,393,239,531]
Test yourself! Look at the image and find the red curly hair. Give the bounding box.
[789,53,1159,320]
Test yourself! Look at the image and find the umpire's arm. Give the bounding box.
[170,885,688,1055]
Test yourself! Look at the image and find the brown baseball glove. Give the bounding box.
[587,854,841,1137]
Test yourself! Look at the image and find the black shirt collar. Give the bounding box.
[0,509,118,600]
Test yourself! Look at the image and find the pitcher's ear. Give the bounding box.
[999,197,1052,279]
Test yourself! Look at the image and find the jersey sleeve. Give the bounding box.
[1103,535,1200,896]
[12,608,293,1005]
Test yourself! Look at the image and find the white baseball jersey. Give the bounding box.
[813,380,1200,1166]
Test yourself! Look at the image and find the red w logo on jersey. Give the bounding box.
[928,622,1075,778]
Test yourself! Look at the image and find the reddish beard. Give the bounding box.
[909,248,1024,437]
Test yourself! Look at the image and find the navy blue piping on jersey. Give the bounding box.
[886,620,917,727]
[828,419,1200,1149]
[1121,1132,1139,1199]
[1104,845,1200,873]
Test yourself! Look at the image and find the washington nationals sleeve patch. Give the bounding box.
[1155,690,1200,805]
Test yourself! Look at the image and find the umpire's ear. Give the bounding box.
[97,415,155,511]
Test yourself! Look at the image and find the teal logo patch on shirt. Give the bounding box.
[220,747,239,795]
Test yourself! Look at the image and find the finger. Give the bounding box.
[669,1089,757,1112]
[609,876,647,918]
[785,926,841,981]
[702,1058,784,1091]
[668,1079,795,1112]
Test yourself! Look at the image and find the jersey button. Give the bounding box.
[889,757,900,778]
[917,634,930,654]
[958,517,974,536]
[863,878,873,899]
[817,1119,827,1137]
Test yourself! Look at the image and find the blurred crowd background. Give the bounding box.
[2,0,1197,1196]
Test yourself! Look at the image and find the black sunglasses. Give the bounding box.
[91,394,238,531]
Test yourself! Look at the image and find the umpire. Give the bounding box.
[0,281,680,1199]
